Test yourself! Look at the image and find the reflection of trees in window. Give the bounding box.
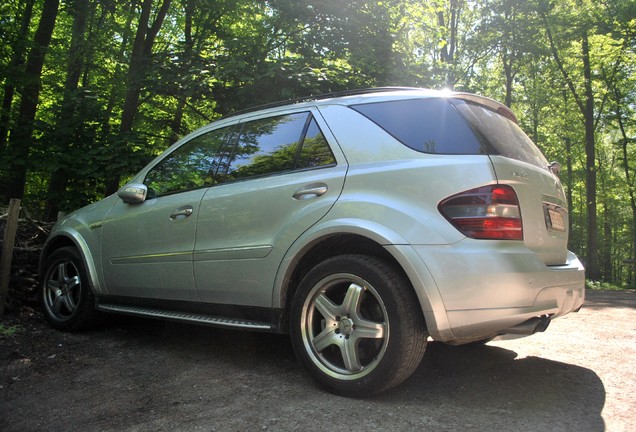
[297,119,336,168]
[225,113,307,180]
[229,142,298,179]
[224,114,336,181]
[144,126,233,197]
[423,139,437,153]
[144,112,337,196]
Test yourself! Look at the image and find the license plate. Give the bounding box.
[548,209,565,231]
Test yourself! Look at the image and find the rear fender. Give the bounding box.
[272,218,454,341]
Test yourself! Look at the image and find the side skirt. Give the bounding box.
[95,296,284,333]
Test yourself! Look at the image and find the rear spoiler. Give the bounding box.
[451,93,519,124]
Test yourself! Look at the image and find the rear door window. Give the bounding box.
[350,98,487,154]
[222,112,335,182]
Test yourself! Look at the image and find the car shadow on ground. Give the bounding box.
[97,315,606,431]
[384,342,606,430]
[1,314,606,431]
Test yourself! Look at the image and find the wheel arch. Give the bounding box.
[274,220,451,339]
[40,231,102,294]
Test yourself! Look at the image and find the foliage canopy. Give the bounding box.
[0,0,634,286]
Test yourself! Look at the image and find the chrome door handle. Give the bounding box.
[170,206,193,220]
[292,183,328,200]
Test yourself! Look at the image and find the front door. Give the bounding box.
[101,124,236,301]
[101,190,205,301]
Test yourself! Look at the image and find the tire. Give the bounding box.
[290,254,428,397]
[40,247,100,331]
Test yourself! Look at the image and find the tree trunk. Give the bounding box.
[565,137,573,234]
[1,0,60,201]
[503,51,514,108]
[168,0,195,145]
[100,0,137,141]
[105,0,172,196]
[44,0,90,221]
[0,0,36,152]
[542,11,598,279]
[581,33,599,280]
[614,85,636,288]
[437,0,461,88]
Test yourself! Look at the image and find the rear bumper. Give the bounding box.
[405,242,585,343]
[443,280,584,342]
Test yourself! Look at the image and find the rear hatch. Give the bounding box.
[451,96,569,265]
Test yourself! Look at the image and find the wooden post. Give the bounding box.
[0,199,21,316]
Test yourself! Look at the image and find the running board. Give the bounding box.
[97,303,274,331]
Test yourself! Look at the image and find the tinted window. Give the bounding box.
[224,113,334,181]
[297,118,336,168]
[144,126,233,197]
[351,98,486,154]
[451,100,548,168]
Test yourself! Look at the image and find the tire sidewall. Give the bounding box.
[290,254,425,397]
[41,247,95,331]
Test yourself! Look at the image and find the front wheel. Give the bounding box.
[41,247,100,331]
[290,255,427,397]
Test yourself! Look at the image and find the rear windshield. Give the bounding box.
[451,99,548,168]
[350,98,487,154]
[350,97,548,168]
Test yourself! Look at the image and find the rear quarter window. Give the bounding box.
[350,98,487,154]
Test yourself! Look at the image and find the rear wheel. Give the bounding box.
[41,247,99,331]
[290,254,427,397]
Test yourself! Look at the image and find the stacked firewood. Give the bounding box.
[0,210,53,313]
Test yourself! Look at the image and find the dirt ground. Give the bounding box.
[1,289,634,432]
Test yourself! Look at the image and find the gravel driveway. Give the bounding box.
[1,289,634,431]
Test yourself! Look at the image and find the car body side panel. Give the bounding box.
[100,189,207,301]
[193,109,348,307]
[41,194,119,294]
[324,158,498,244]
[193,165,347,307]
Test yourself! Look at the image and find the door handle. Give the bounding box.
[170,206,193,220]
[293,183,328,200]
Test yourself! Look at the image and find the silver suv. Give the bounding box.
[40,88,585,396]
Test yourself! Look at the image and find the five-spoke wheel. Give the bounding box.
[291,254,427,397]
[300,273,389,379]
[41,247,99,330]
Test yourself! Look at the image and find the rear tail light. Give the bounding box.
[438,185,523,240]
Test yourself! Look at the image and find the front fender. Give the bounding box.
[41,230,104,295]
[40,195,117,295]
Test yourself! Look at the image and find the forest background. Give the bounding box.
[0,0,634,287]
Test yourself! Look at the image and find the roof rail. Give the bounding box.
[224,86,424,118]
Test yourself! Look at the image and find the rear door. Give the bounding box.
[193,109,347,307]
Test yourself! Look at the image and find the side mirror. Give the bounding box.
[117,184,147,204]
[548,161,561,177]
